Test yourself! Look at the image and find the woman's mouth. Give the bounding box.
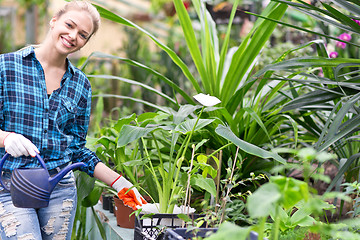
[61,36,75,48]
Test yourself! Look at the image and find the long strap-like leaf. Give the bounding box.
[221,2,288,105]
[93,3,201,93]
[82,51,194,104]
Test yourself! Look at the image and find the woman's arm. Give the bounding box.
[0,130,10,147]
[93,162,120,186]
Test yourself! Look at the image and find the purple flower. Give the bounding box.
[336,41,347,49]
[318,68,324,77]
[329,51,338,58]
[352,19,360,25]
[339,33,352,42]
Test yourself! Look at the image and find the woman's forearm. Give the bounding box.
[93,162,121,186]
[0,130,11,148]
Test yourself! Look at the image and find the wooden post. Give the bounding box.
[25,5,38,44]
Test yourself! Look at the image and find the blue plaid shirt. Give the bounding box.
[0,46,101,176]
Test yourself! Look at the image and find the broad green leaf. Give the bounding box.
[269,206,290,231]
[205,222,251,240]
[290,208,316,227]
[173,105,201,125]
[138,112,159,123]
[81,185,102,207]
[113,113,136,132]
[247,182,281,218]
[96,136,114,150]
[117,125,159,147]
[76,172,96,202]
[215,124,286,164]
[197,154,207,164]
[271,176,309,209]
[191,175,217,197]
[194,139,209,152]
[175,119,215,134]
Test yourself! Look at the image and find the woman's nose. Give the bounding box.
[68,30,77,40]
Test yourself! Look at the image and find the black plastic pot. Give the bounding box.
[165,228,217,240]
[165,228,266,240]
[102,194,112,210]
[134,213,204,240]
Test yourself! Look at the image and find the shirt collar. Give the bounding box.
[20,45,34,58]
[21,45,76,75]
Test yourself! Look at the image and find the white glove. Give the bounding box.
[3,133,39,157]
[111,175,147,210]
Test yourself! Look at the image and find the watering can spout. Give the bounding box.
[49,162,87,189]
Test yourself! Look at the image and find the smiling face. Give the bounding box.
[49,10,94,55]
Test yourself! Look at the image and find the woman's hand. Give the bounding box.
[111,176,147,210]
[3,133,39,157]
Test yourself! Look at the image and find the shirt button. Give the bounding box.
[44,130,48,133]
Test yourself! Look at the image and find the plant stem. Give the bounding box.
[271,206,280,240]
[139,136,166,211]
[151,132,165,178]
[219,147,239,224]
[258,217,266,240]
[215,150,222,212]
[169,107,205,212]
[208,142,233,159]
[184,144,195,210]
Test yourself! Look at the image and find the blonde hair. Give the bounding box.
[54,1,101,38]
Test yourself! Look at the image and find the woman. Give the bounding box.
[0,1,145,239]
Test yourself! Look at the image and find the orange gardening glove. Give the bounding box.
[111,176,147,210]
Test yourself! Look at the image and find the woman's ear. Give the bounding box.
[49,17,56,29]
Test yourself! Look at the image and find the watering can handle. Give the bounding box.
[0,153,47,191]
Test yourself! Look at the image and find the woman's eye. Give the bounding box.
[80,34,88,40]
[66,23,72,28]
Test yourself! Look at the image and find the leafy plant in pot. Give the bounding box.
[87,113,148,229]
[84,0,292,182]
[114,94,222,237]
[127,94,220,210]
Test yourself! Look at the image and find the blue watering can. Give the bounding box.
[0,153,86,208]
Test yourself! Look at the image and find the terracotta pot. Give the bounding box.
[113,195,135,229]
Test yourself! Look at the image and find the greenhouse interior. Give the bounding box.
[1,0,360,239]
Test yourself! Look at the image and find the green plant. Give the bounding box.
[115,95,221,213]
[342,181,360,218]
[245,147,356,240]
[82,0,296,182]
[72,171,107,240]
[251,0,360,220]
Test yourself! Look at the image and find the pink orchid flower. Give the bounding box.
[329,51,338,58]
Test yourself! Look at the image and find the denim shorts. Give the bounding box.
[0,171,77,240]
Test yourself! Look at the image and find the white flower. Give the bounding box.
[193,93,221,107]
